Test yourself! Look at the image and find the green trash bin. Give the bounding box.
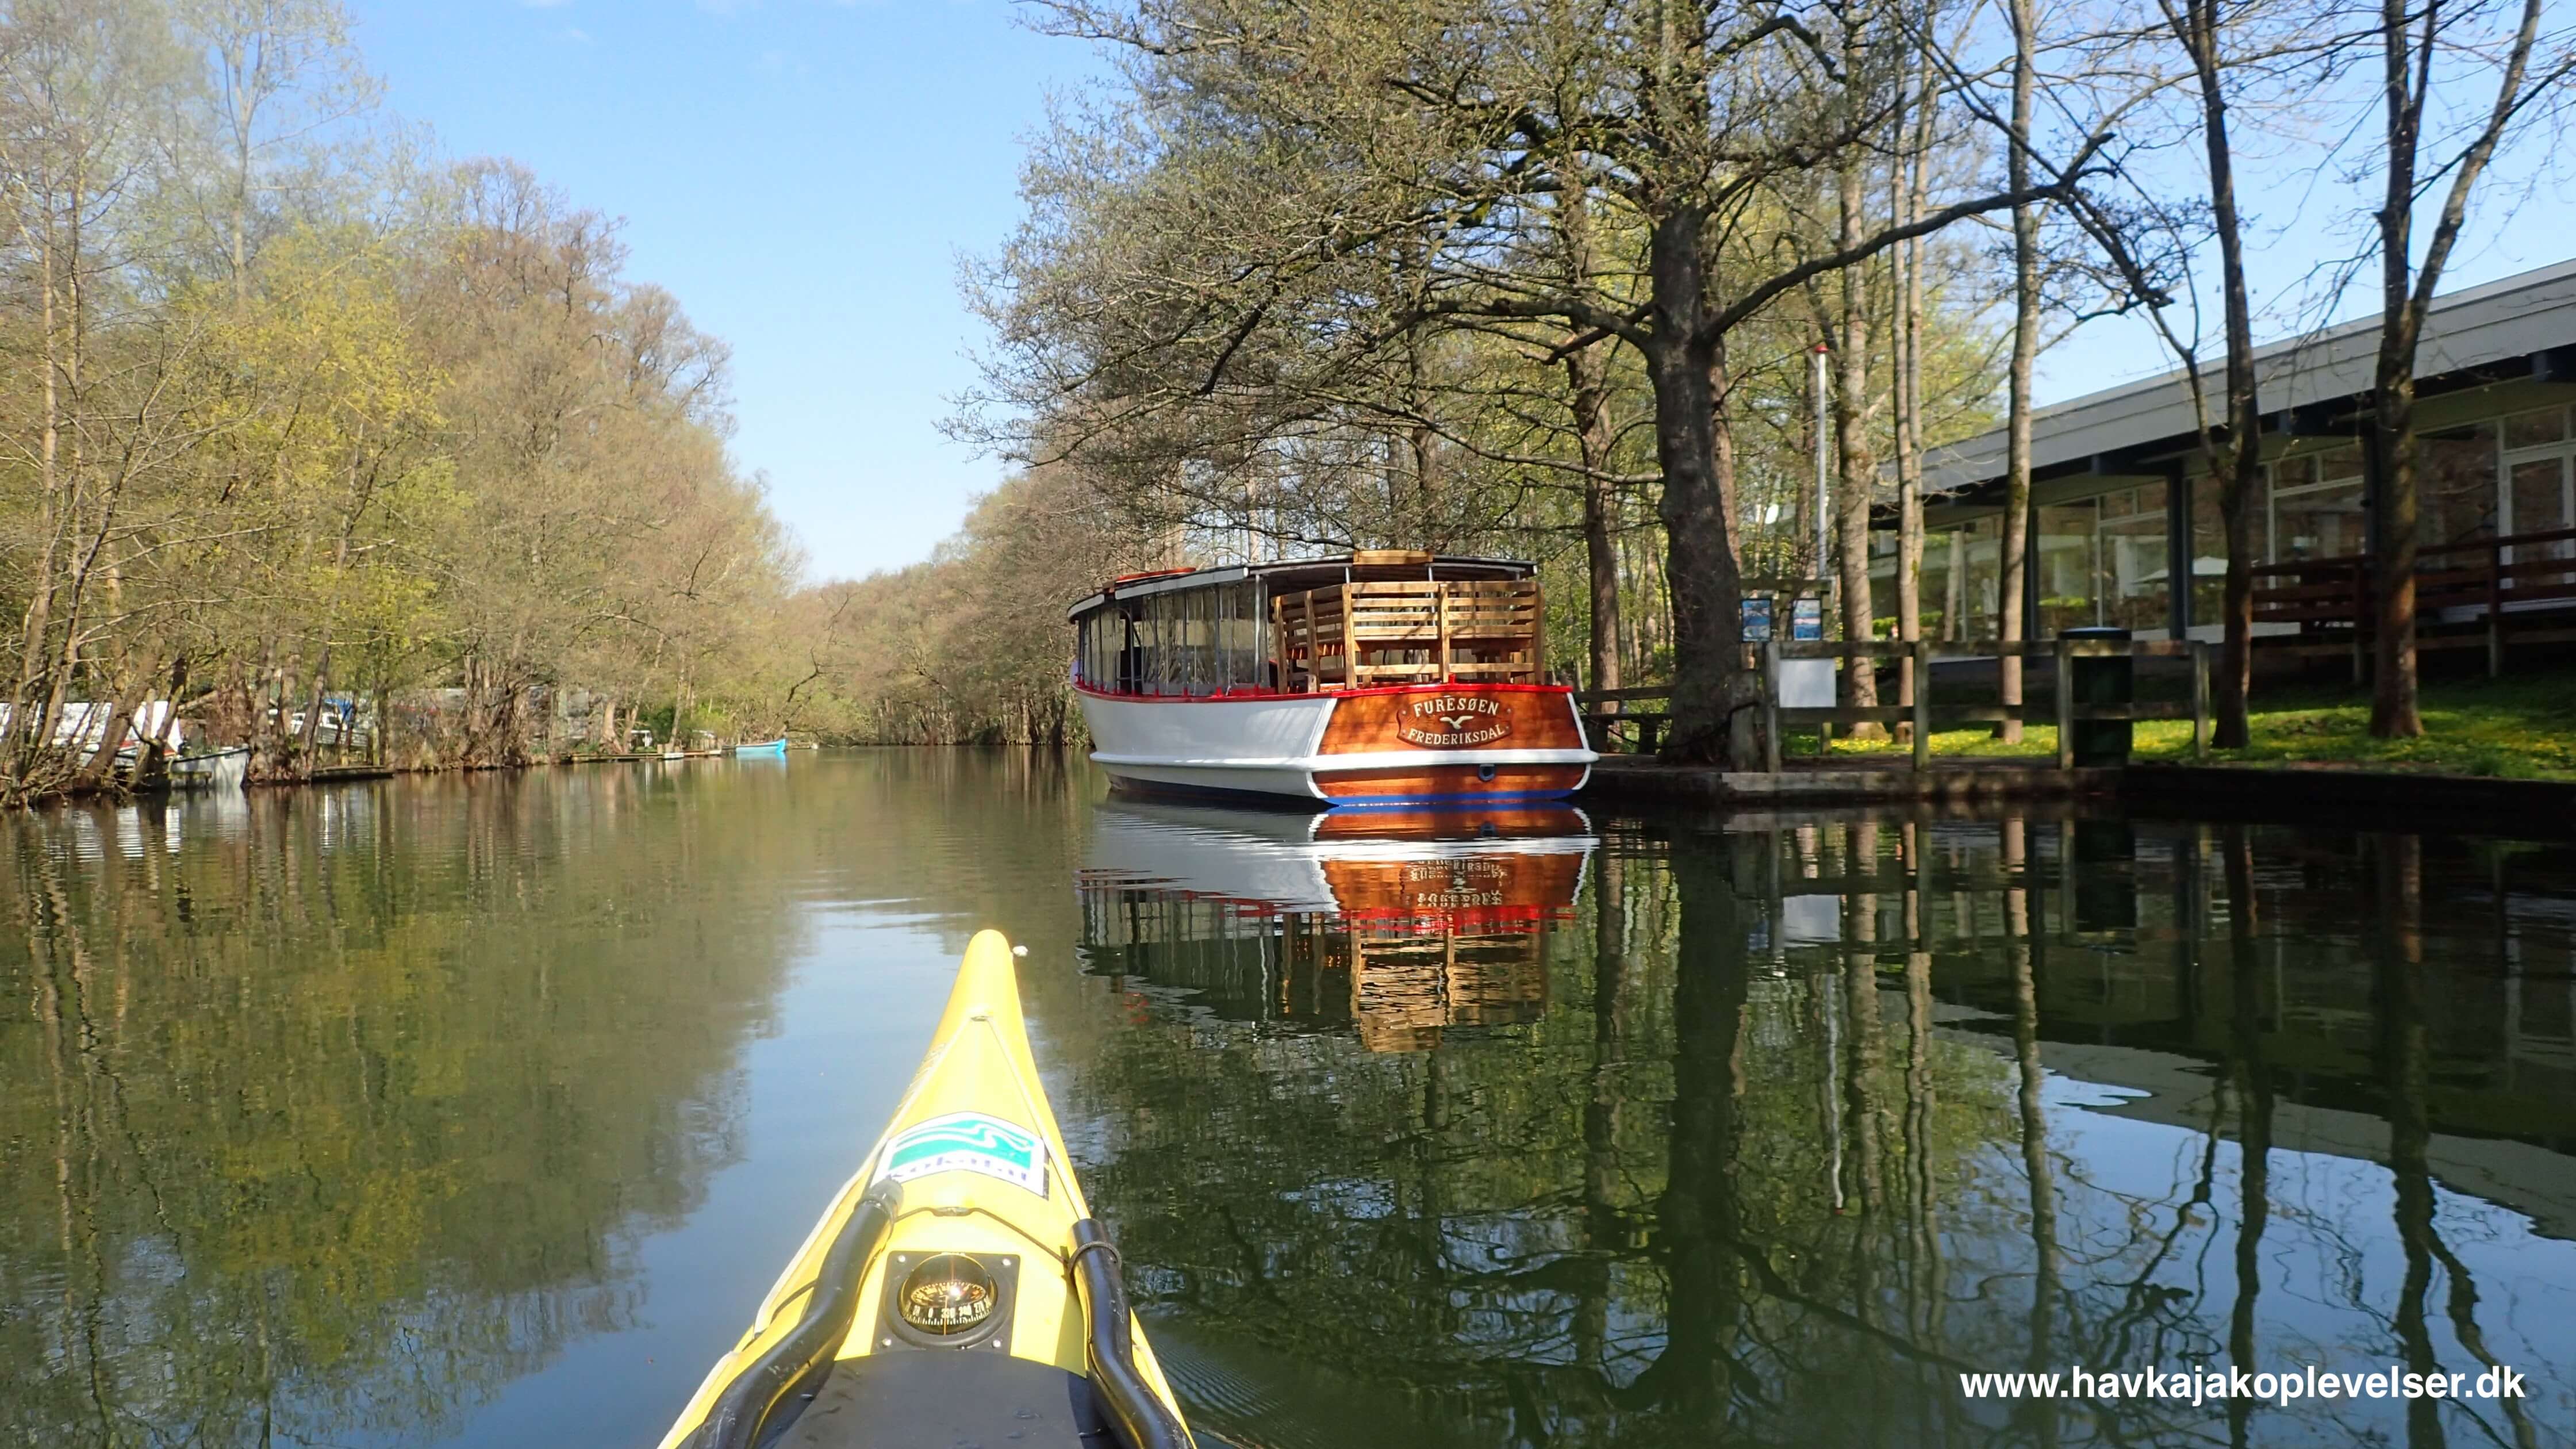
[2061,626,2133,766]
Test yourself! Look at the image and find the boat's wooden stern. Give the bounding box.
[1306,683,1594,804]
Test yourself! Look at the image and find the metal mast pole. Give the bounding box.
[1811,342,1832,590]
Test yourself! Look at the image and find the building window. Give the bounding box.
[2503,403,2569,451]
[1866,541,1900,635]
[1919,516,2001,641]
[2270,451,2367,563]
[2504,404,2575,588]
[2099,484,2168,630]
[2421,420,2499,549]
[2509,457,2571,545]
[2037,501,2101,634]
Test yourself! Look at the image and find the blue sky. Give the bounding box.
[347,0,1084,584]
[348,3,2573,583]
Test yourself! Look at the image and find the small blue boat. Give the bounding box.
[734,737,788,757]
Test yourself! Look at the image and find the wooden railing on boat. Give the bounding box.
[1270,579,1545,689]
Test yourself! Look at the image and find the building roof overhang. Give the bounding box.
[1902,258,2576,520]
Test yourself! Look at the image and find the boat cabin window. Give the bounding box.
[1075,581,1264,697]
[1073,553,1549,696]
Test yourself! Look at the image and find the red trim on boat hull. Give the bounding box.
[1073,681,1574,704]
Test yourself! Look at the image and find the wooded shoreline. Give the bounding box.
[0,5,849,811]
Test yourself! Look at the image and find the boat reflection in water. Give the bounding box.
[1077,802,1593,1052]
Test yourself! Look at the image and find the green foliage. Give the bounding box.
[0,5,811,798]
[790,466,1151,743]
[931,0,2017,720]
[1818,668,2576,778]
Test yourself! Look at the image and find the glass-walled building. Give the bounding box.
[1882,260,2576,643]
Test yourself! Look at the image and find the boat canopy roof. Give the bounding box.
[1064,551,1534,621]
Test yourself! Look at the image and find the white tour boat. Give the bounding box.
[1066,551,1596,807]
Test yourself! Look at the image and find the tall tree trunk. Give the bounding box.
[1650,204,1756,766]
[2169,0,2266,747]
[1562,187,1623,696]
[5,222,66,776]
[2000,0,2041,743]
[2368,0,2545,737]
[43,162,92,769]
[1892,94,1929,737]
[1834,148,1884,738]
[2370,0,2426,738]
[1624,526,1664,681]
[1576,356,1623,697]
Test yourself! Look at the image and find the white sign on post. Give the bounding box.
[1773,657,1836,709]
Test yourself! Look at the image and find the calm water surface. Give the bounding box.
[5,752,2573,1447]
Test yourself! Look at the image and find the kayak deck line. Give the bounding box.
[658,930,1194,1449]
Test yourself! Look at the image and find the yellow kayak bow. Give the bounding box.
[657,930,1195,1449]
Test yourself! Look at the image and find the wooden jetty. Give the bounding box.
[1585,756,2122,806]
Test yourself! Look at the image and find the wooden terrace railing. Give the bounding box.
[2251,524,2576,676]
[1577,635,2214,774]
[1270,579,1545,688]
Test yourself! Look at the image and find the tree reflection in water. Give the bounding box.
[1,773,812,1448]
[1066,806,2576,1448]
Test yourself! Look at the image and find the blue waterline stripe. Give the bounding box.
[1325,789,1580,809]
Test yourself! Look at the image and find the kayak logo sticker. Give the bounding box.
[876,1112,1047,1197]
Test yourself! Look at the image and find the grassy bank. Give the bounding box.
[1798,671,2576,781]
